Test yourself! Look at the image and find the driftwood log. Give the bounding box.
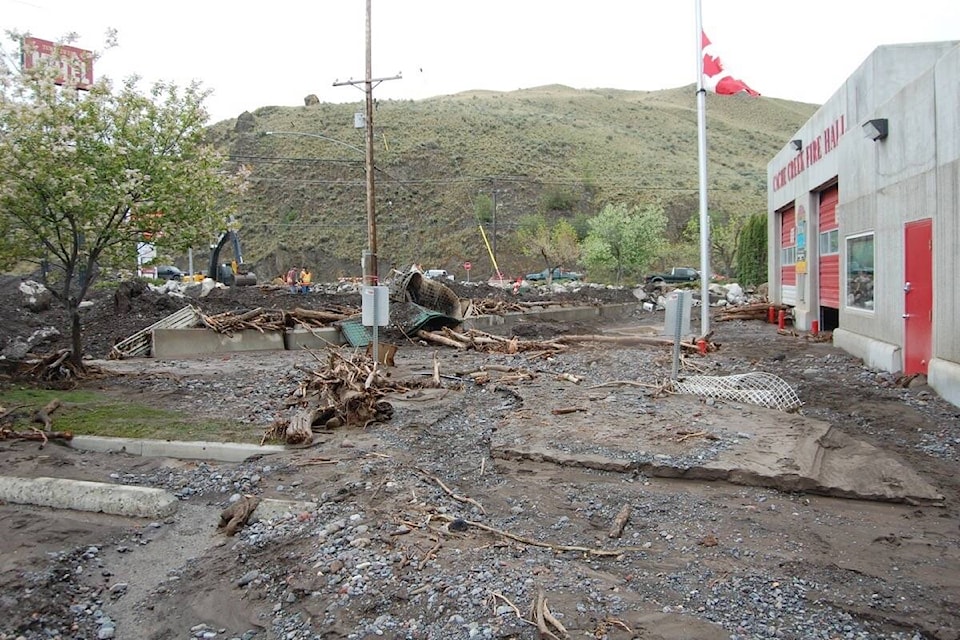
[197,305,359,337]
[608,503,632,538]
[415,328,566,356]
[33,399,62,429]
[0,427,74,446]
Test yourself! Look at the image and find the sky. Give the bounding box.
[3,0,959,125]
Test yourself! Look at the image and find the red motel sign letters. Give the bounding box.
[21,37,94,90]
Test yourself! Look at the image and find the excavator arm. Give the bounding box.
[207,231,257,285]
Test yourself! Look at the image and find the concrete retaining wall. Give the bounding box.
[148,303,639,357]
[284,327,345,350]
[153,328,285,358]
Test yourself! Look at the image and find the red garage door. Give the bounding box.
[780,206,796,304]
[818,186,840,308]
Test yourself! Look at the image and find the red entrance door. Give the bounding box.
[904,219,933,375]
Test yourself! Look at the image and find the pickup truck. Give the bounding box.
[525,267,584,282]
[644,267,700,284]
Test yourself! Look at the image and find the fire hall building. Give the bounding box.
[766,41,960,408]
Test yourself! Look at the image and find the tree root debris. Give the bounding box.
[262,346,439,445]
[218,495,261,536]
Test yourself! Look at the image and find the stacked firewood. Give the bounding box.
[715,302,788,322]
[262,347,440,445]
[198,305,359,335]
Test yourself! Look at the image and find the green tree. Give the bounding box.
[736,213,767,286]
[582,202,666,284]
[515,214,581,284]
[0,33,242,366]
[684,207,750,278]
[473,193,493,223]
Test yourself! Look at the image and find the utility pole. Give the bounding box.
[334,0,400,285]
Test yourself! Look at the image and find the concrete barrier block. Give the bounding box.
[71,436,286,463]
[929,358,960,409]
[833,329,902,372]
[0,476,178,518]
[152,328,285,358]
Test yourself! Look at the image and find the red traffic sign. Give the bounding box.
[464,261,472,271]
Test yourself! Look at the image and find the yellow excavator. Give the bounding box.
[207,230,258,286]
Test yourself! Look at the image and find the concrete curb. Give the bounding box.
[70,436,287,462]
[0,476,179,518]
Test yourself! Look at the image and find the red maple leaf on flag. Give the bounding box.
[701,31,760,96]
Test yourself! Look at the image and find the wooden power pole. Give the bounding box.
[334,0,400,285]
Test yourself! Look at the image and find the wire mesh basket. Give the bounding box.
[672,372,802,412]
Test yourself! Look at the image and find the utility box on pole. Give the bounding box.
[663,290,692,337]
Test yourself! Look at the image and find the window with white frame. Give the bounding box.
[819,229,839,255]
[846,233,874,310]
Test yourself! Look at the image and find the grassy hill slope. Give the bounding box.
[204,84,816,282]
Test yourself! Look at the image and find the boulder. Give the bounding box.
[234,111,256,133]
[19,280,52,312]
[2,326,60,359]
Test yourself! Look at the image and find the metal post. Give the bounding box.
[364,0,377,285]
[694,0,712,337]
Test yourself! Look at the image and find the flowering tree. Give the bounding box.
[0,32,243,366]
[582,202,666,284]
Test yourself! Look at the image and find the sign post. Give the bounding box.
[464,261,472,283]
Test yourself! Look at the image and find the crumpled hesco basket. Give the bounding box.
[672,372,802,412]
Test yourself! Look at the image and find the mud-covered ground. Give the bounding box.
[1,276,959,640]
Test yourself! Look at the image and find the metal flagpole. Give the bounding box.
[694,0,711,337]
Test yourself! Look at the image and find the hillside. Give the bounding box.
[203,84,817,282]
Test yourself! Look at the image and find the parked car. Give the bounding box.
[424,269,454,281]
[644,267,699,284]
[525,267,583,282]
[155,265,184,281]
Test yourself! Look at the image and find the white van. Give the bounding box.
[424,269,454,281]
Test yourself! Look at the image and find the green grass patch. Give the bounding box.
[0,387,258,443]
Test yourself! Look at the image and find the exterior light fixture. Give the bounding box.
[862,118,888,141]
[789,139,803,152]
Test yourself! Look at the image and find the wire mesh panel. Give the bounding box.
[672,372,802,412]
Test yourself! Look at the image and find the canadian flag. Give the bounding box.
[701,31,760,96]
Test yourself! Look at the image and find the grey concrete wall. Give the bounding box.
[153,328,285,358]
[934,49,960,363]
[284,327,345,351]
